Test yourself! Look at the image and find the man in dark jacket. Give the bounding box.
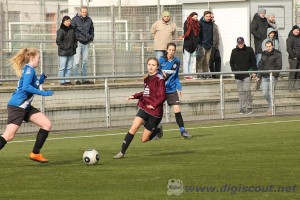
[56,16,77,85]
[196,11,213,79]
[250,8,268,66]
[286,25,300,91]
[257,41,282,115]
[71,5,94,85]
[209,13,221,79]
[230,37,257,114]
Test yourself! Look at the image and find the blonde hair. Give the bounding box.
[9,48,40,77]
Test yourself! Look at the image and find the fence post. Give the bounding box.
[111,5,116,77]
[141,42,145,75]
[39,43,45,113]
[270,72,275,116]
[157,0,160,20]
[92,42,96,83]
[105,78,111,128]
[0,2,3,81]
[165,101,170,123]
[220,74,225,119]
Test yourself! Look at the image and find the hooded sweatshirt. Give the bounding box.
[262,28,280,51]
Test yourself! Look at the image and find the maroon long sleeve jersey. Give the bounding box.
[133,73,166,118]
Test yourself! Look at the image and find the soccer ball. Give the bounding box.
[83,149,100,165]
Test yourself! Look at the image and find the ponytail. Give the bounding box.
[9,48,40,77]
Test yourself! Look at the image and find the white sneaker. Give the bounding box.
[113,152,124,159]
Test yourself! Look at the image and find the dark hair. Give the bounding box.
[163,42,177,59]
[265,40,273,46]
[203,11,212,16]
[189,12,198,17]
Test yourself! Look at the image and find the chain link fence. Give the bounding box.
[0,1,182,79]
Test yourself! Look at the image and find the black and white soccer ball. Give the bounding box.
[83,149,100,165]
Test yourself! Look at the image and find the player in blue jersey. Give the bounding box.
[159,42,192,139]
[0,48,54,163]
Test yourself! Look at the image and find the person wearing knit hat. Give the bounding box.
[267,13,277,30]
[286,25,300,91]
[250,8,268,66]
[56,15,77,85]
[151,10,176,60]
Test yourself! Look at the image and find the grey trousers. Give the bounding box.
[235,77,252,110]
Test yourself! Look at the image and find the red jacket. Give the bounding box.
[133,73,166,118]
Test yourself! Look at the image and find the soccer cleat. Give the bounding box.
[156,124,163,139]
[29,152,48,163]
[113,152,124,159]
[181,131,192,139]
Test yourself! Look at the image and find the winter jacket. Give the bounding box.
[258,49,282,78]
[71,13,94,45]
[199,17,213,50]
[56,23,77,56]
[286,30,300,60]
[262,28,280,51]
[183,20,199,53]
[151,19,176,50]
[230,44,256,80]
[250,13,268,54]
[212,22,220,48]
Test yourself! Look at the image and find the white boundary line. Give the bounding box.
[9,119,300,144]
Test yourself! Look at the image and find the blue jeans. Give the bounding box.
[183,49,196,74]
[154,50,166,61]
[58,56,74,83]
[73,42,89,82]
[256,53,262,67]
[261,76,277,108]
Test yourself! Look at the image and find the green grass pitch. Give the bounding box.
[1,116,299,200]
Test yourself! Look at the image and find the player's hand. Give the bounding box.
[127,95,134,101]
[39,73,47,84]
[179,91,183,97]
[43,90,54,96]
[146,105,155,110]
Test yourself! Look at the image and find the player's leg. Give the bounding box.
[0,124,19,150]
[141,115,162,142]
[28,108,52,163]
[1,106,25,149]
[114,115,144,159]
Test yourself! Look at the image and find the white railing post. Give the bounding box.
[105,78,111,128]
[220,74,225,119]
[269,72,275,116]
[39,43,45,113]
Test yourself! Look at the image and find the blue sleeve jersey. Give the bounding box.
[8,64,45,109]
[159,56,182,94]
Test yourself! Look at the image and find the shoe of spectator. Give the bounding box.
[65,82,74,86]
[239,108,245,114]
[82,80,94,84]
[75,81,82,85]
[60,82,66,86]
[246,108,253,114]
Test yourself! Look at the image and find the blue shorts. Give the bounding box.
[136,109,162,131]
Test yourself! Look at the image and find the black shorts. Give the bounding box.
[7,105,40,126]
[166,92,180,106]
[136,109,162,131]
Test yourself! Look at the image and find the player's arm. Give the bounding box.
[22,69,53,96]
[152,79,166,108]
[132,92,143,99]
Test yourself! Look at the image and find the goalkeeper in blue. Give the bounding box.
[159,42,192,139]
[0,48,54,163]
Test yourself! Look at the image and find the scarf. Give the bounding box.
[184,16,200,38]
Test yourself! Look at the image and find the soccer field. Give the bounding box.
[1,116,299,200]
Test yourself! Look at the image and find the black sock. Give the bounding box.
[32,129,49,154]
[175,112,184,128]
[121,132,134,154]
[149,127,160,140]
[0,136,7,150]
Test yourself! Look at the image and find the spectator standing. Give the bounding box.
[230,37,257,114]
[209,13,221,79]
[151,11,177,60]
[267,13,278,30]
[71,5,94,85]
[250,8,268,66]
[257,41,282,115]
[182,12,200,80]
[196,11,213,79]
[286,25,300,91]
[56,16,77,86]
[262,28,280,51]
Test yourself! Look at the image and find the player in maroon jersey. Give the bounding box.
[114,57,166,159]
